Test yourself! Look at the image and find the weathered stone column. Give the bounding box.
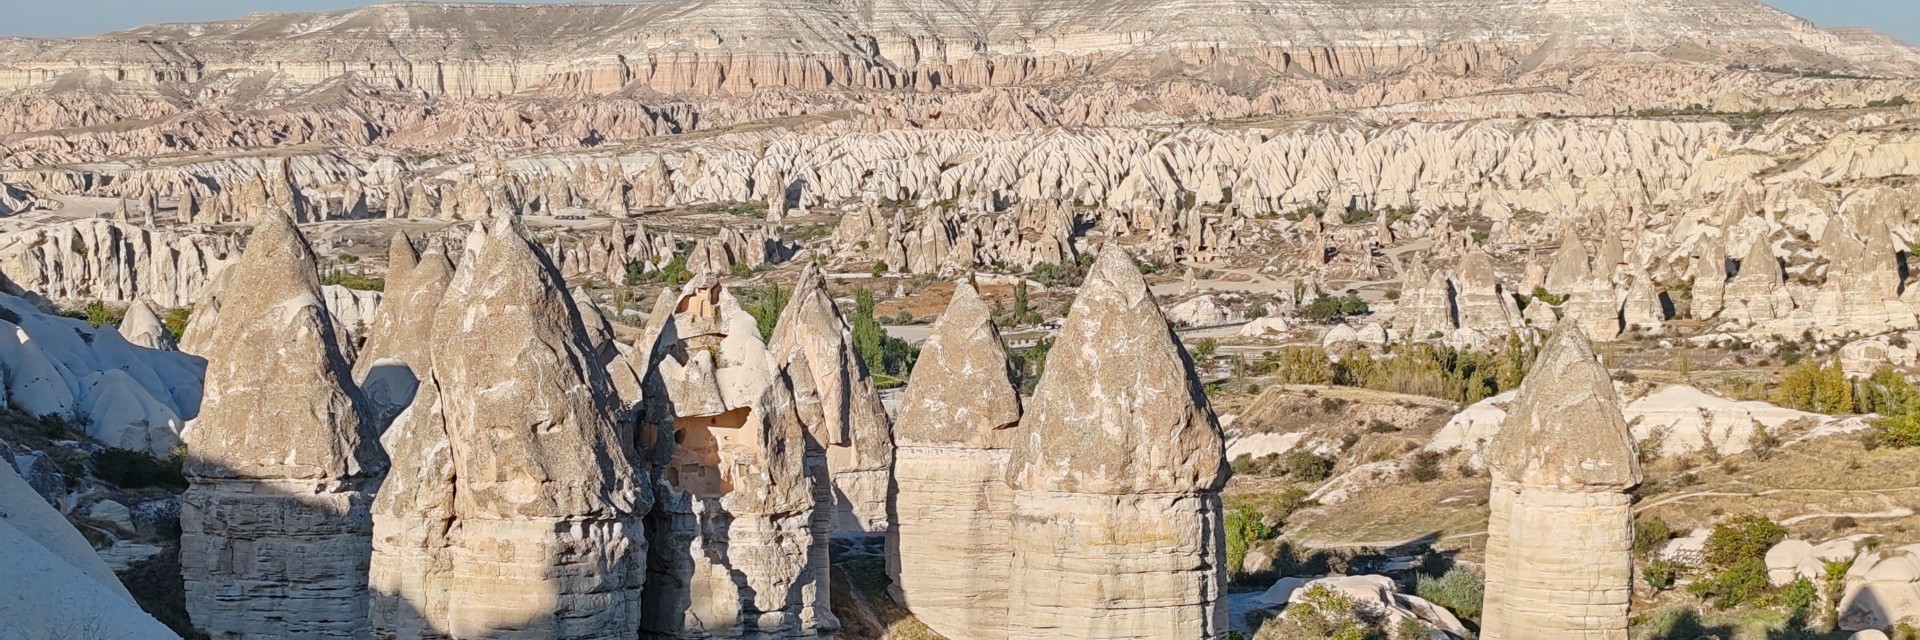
[1005,246,1230,640]
[181,210,383,639]
[639,276,830,639]
[888,280,1022,640]
[368,215,651,639]
[1482,325,1642,640]
[768,263,896,536]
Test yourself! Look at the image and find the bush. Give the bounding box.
[1413,565,1484,624]
[1687,556,1771,608]
[737,282,791,342]
[1529,286,1569,307]
[849,289,919,378]
[626,254,691,288]
[1366,420,1399,433]
[162,307,192,340]
[1704,514,1787,570]
[1260,347,1335,385]
[1634,516,1676,557]
[91,448,187,490]
[1255,584,1383,640]
[1771,359,1852,414]
[1226,507,1275,582]
[1284,451,1335,483]
[1300,294,1370,322]
[1782,577,1818,617]
[320,267,385,291]
[1193,338,1219,360]
[1407,451,1443,483]
[1644,559,1681,592]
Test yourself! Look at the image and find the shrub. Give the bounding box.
[1413,565,1484,624]
[1226,507,1275,581]
[1284,451,1335,483]
[162,307,192,340]
[1633,516,1676,557]
[1366,420,1399,433]
[1771,359,1852,414]
[737,282,791,342]
[1687,556,1771,608]
[91,448,187,490]
[626,254,691,287]
[1193,338,1219,360]
[1782,577,1818,617]
[84,300,123,328]
[1407,451,1443,483]
[1255,584,1383,640]
[1261,347,1335,385]
[1529,286,1568,307]
[320,267,385,291]
[1704,514,1787,570]
[1644,559,1680,592]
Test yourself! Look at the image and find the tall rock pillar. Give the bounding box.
[181,210,383,639]
[638,277,830,639]
[1005,246,1229,640]
[767,264,896,537]
[888,280,1022,640]
[1482,325,1642,639]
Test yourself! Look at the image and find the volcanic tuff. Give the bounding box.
[1006,246,1230,639]
[179,210,381,639]
[888,280,1022,640]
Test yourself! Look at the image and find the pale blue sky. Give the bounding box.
[0,0,1912,43]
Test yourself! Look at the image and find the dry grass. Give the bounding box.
[829,556,947,640]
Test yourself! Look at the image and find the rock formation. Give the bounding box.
[888,280,1022,640]
[1482,325,1642,640]
[1005,246,1229,639]
[180,210,382,639]
[1722,237,1794,326]
[368,214,650,639]
[0,219,237,308]
[638,276,831,638]
[767,264,895,536]
[354,233,454,430]
[118,298,175,350]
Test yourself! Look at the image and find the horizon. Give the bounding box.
[0,0,1914,44]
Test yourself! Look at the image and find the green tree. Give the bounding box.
[739,282,791,342]
[1705,514,1787,570]
[848,288,919,378]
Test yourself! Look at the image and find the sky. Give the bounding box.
[0,0,1913,43]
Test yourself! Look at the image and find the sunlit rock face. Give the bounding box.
[637,276,832,639]
[180,210,382,639]
[1004,246,1230,640]
[888,280,1022,640]
[1482,325,1642,640]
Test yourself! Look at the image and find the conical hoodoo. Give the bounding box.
[1482,324,1642,640]
[1004,246,1231,640]
[637,275,831,639]
[888,279,1022,640]
[181,210,384,639]
[354,231,454,432]
[367,214,651,639]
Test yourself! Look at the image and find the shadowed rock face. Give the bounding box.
[180,209,382,639]
[888,280,1022,640]
[1483,325,1641,640]
[1005,246,1229,640]
[638,276,831,639]
[767,263,895,536]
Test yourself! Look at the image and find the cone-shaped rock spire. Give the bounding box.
[1482,324,1640,640]
[181,209,381,639]
[1005,245,1228,640]
[889,280,1021,640]
[767,262,896,535]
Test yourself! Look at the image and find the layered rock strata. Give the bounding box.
[888,280,1022,640]
[368,214,651,639]
[638,276,831,639]
[1482,325,1642,639]
[767,264,895,535]
[1005,246,1229,639]
[180,210,382,639]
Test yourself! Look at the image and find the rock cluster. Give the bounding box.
[1482,325,1642,639]
[888,280,1022,640]
[767,265,895,535]
[637,276,831,638]
[0,457,180,639]
[368,214,650,639]
[1005,246,1230,639]
[0,218,236,308]
[180,211,383,639]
